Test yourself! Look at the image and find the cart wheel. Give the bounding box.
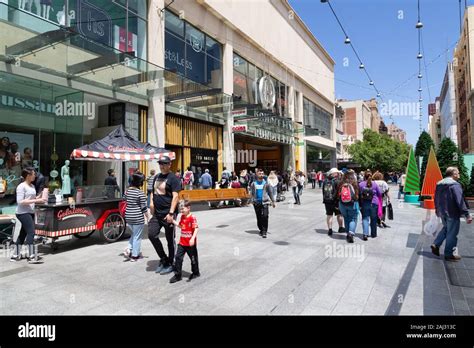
[73,230,95,239]
[100,213,126,243]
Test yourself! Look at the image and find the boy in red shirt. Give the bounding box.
[170,200,200,283]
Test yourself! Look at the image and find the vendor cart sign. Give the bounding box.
[57,207,93,221]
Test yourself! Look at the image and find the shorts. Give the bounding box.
[325,203,341,216]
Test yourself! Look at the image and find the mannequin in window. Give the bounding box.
[61,160,71,197]
[19,0,32,11]
[31,0,40,15]
[40,0,51,19]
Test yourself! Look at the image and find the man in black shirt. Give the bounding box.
[104,169,120,199]
[149,156,181,275]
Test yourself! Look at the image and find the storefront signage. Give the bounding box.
[57,207,93,221]
[0,93,56,114]
[76,0,112,46]
[253,128,292,144]
[165,49,193,70]
[258,76,276,109]
[232,108,247,117]
[189,34,203,53]
[232,124,247,133]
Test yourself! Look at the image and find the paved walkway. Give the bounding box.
[0,185,471,315]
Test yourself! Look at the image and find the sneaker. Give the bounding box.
[445,255,461,262]
[160,265,174,275]
[10,255,21,262]
[130,256,139,262]
[363,235,368,241]
[188,273,200,281]
[262,232,267,239]
[338,227,346,233]
[27,256,43,264]
[259,231,263,236]
[430,244,440,256]
[169,274,182,283]
[155,261,164,273]
[328,229,333,236]
[346,234,354,243]
[124,248,131,258]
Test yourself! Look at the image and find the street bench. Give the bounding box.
[178,188,250,207]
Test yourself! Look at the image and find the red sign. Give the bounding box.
[107,145,144,153]
[232,125,247,132]
[57,207,93,221]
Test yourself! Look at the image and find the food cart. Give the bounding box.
[34,126,174,250]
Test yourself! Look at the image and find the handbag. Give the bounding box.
[387,201,394,220]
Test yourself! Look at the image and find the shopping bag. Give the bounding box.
[424,215,442,236]
[387,202,394,220]
[377,197,383,218]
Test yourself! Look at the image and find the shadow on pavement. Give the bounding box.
[314,229,346,240]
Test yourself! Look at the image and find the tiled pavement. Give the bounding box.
[0,185,472,315]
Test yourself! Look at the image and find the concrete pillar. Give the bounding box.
[222,42,234,172]
[147,0,165,174]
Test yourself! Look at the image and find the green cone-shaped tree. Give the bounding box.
[415,131,435,186]
[436,137,469,190]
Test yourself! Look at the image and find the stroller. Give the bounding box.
[276,181,286,202]
[0,215,15,248]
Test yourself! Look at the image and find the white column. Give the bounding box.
[147,0,166,174]
[222,42,234,171]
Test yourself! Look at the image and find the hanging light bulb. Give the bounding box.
[417,53,423,59]
[377,93,381,97]
[344,36,351,44]
[369,81,374,85]
[419,98,423,102]
[416,21,423,29]
[320,0,328,2]
[359,63,365,69]
[418,73,423,78]
[418,87,422,92]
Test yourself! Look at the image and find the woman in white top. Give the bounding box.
[267,171,279,202]
[373,171,390,228]
[12,167,46,263]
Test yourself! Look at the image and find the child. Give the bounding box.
[170,200,200,283]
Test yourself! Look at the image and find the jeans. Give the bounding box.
[434,215,461,257]
[147,190,152,208]
[174,244,199,277]
[361,201,378,237]
[312,180,316,189]
[398,185,404,199]
[292,187,300,204]
[253,203,270,233]
[128,224,144,257]
[298,184,303,196]
[270,186,278,201]
[15,213,36,257]
[338,202,358,235]
[148,214,176,267]
[318,180,323,188]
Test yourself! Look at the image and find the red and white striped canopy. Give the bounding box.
[71,149,176,162]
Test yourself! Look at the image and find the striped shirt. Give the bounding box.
[124,188,147,225]
[146,175,156,192]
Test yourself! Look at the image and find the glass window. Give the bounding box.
[165,31,186,76]
[233,54,247,76]
[303,97,332,139]
[206,36,221,59]
[165,10,184,38]
[233,70,249,103]
[207,56,222,89]
[185,24,206,85]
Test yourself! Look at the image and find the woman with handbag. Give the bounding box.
[373,171,391,228]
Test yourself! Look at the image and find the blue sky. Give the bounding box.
[289,0,465,145]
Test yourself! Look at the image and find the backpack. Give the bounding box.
[183,171,192,185]
[361,183,374,201]
[322,180,336,202]
[340,183,355,204]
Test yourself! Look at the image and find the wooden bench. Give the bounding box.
[178,188,251,207]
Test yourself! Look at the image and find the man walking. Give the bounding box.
[199,169,213,189]
[149,156,182,274]
[431,167,472,261]
[322,168,345,235]
[250,169,275,238]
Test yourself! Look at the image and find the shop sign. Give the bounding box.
[258,76,276,109]
[232,108,247,117]
[165,49,193,70]
[232,124,247,133]
[57,207,93,221]
[75,0,112,46]
[0,93,56,114]
[253,128,292,144]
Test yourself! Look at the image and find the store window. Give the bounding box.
[164,10,223,89]
[303,97,332,140]
[0,72,85,211]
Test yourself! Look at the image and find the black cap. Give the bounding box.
[158,156,171,164]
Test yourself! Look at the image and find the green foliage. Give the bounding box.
[436,137,470,190]
[348,129,410,173]
[467,164,474,197]
[415,131,435,185]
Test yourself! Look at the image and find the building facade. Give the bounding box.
[0,0,336,209]
[427,100,442,148]
[386,123,407,143]
[439,61,458,145]
[454,6,474,154]
[337,99,372,141]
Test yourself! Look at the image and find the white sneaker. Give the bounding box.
[124,248,131,259]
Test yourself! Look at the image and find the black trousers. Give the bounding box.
[174,244,199,276]
[15,213,36,257]
[148,214,176,267]
[253,203,269,233]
